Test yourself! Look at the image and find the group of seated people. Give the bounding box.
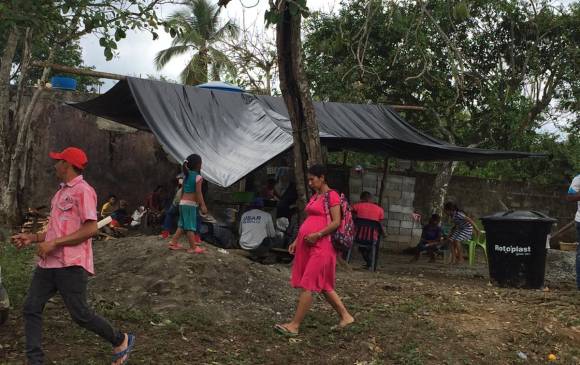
[99,195,132,225]
[98,183,175,235]
[237,189,387,267]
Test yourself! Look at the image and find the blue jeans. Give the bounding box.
[576,221,580,289]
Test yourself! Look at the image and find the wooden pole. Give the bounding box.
[378,156,389,208]
[31,61,127,81]
[387,105,426,111]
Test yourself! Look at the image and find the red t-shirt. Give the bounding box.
[352,202,384,222]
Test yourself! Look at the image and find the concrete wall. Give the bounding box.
[22,89,179,212]
[350,169,577,251]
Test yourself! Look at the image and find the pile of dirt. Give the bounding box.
[89,236,296,321]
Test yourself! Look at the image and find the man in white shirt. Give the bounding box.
[566,174,580,290]
[239,198,277,260]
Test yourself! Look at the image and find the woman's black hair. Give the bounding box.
[307,164,327,179]
[182,154,202,177]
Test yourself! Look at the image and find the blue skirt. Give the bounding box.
[178,204,198,232]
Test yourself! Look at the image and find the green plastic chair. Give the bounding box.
[464,230,487,265]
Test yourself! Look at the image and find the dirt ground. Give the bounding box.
[0,235,579,364]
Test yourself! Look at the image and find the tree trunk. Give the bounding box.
[0,44,54,226]
[429,160,458,216]
[378,157,389,208]
[276,0,323,219]
[0,26,20,179]
[0,26,21,226]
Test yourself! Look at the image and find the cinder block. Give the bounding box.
[402,184,415,193]
[403,176,416,185]
[402,192,415,200]
[387,190,402,199]
[400,221,414,229]
[386,183,401,191]
[388,175,404,184]
[387,227,400,235]
[387,219,400,228]
[400,228,412,236]
[363,174,378,186]
[390,204,403,213]
[399,235,413,244]
[401,206,414,214]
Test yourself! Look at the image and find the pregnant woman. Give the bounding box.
[274,165,354,336]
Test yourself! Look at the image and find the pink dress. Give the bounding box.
[291,191,340,292]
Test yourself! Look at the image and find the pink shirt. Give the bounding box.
[38,175,97,275]
[352,202,385,222]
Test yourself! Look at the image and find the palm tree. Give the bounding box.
[154,0,239,85]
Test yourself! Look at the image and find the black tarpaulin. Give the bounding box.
[70,78,544,187]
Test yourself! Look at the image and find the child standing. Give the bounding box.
[168,154,208,253]
[443,202,479,264]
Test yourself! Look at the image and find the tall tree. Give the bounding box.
[303,0,579,212]
[218,0,324,215]
[155,0,239,85]
[0,0,168,226]
[223,28,277,95]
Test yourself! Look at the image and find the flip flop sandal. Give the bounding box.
[274,324,299,337]
[168,243,184,250]
[187,246,206,254]
[331,321,356,332]
[111,333,136,365]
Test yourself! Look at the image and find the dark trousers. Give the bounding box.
[576,222,580,289]
[23,266,124,365]
[162,204,179,231]
[359,242,380,268]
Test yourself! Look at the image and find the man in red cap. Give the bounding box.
[12,147,134,365]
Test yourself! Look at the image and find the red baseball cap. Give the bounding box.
[49,147,88,169]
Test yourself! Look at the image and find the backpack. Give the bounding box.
[323,191,355,252]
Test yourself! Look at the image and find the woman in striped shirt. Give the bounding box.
[444,202,479,264]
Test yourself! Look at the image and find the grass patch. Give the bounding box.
[0,242,35,307]
[395,342,424,365]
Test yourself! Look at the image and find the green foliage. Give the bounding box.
[265,0,310,27]
[304,0,580,184]
[2,1,167,90]
[154,0,239,85]
[0,243,34,308]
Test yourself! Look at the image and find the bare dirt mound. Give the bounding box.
[89,236,296,321]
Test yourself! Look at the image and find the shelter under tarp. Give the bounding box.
[70,78,543,187]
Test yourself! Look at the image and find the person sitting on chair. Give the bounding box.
[352,191,385,268]
[100,194,119,218]
[239,198,277,261]
[411,214,442,262]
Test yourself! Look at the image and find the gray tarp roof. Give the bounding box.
[70,77,543,187]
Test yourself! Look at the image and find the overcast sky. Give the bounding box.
[79,0,339,92]
[78,0,574,133]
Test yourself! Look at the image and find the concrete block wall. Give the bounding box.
[350,171,420,251]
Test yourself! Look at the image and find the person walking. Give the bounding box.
[566,173,580,289]
[274,164,354,336]
[11,147,134,365]
[168,154,208,253]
